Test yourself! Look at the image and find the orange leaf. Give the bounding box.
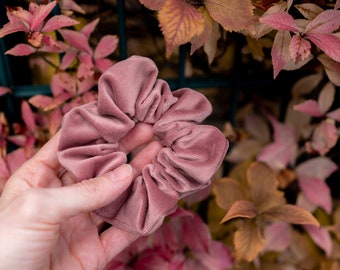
[205,0,254,33]
[220,200,257,224]
[234,219,265,262]
[158,0,204,57]
[262,204,320,227]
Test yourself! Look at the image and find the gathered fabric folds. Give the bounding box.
[57,56,229,235]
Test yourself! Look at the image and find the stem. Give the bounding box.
[39,53,59,70]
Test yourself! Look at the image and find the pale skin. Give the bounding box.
[0,123,161,270]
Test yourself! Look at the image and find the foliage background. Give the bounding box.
[0,0,339,269]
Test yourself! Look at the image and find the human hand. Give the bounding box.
[0,124,160,270]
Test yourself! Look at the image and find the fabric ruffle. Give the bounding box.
[57,56,228,235]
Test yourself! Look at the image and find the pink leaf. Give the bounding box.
[305,10,340,34]
[11,6,33,29]
[47,108,63,135]
[259,11,300,32]
[81,18,100,39]
[257,115,297,171]
[263,222,291,252]
[0,21,27,38]
[318,54,340,86]
[94,35,118,59]
[309,119,338,155]
[271,30,292,78]
[0,157,9,180]
[94,58,113,73]
[60,50,77,70]
[0,86,10,96]
[307,33,340,63]
[289,35,311,64]
[29,95,54,110]
[293,100,323,117]
[30,1,57,31]
[5,44,36,56]
[7,148,28,174]
[59,0,85,14]
[42,15,79,32]
[304,224,332,257]
[58,29,92,54]
[296,156,338,180]
[327,108,340,122]
[336,0,340,9]
[318,82,335,114]
[21,101,36,132]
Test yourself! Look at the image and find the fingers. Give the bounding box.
[44,164,133,223]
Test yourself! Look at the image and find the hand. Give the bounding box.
[0,124,161,270]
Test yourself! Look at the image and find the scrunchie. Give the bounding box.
[57,56,228,235]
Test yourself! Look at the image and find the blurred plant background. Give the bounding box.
[0,0,339,269]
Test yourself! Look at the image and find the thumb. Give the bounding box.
[47,164,133,222]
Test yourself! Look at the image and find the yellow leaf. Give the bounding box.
[212,177,244,210]
[205,0,255,33]
[158,0,204,57]
[234,219,265,262]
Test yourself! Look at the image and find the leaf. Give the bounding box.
[94,35,118,59]
[0,21,27,38]
[294,4,323,20]
[0,86,10,96]
[263,222,291,252]
[327,108,340,122]
[5,44,36,56]
[234,219,265,262]
[247,162,285,212]
[271,30,292,78]
[21,101,36,132]
[318,54,340,87]
[213,177,244,210]
[29,95,54,110]
[225,139,263,163]
[81,18,100,39]
[58,29,92,54]
[305,10,340,34]
[303,224,332,257]
[42,15,79,32]
[307,33,340,63]
[289,35,311,64]
[318,82,335,114]
[244,114,270,143]
[262,204,320,227]
[220,200,257,224]
[139,0,166,10]
[259,11,300,32]
[158,0,204,57]
[296,156,338,180]
[291,73,323,99]
[59,0,86,14]
[309,119,338,156]
[257,115,297,171]
[203,20,220,65]
[293,100,323,117]
[205,0,254,33]
[298,177,332,213]
[30,1,56,31]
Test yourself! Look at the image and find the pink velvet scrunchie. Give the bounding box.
[57,56,228,235]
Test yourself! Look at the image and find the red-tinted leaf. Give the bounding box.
[6,148,28,174]
[60,50,77,70]
[271,30,292,78]
[30,1,56,31]
[29,95,54,110]
[259,11,300,32]
[303,224,332,257]
[220,200,257,224]
[58,29,92,54]
[94,35,118,59]
[244,114,270,142]
[0,87,10,96]
[42,15,79,32]
[12,6,33,29]
[158,0,204,57]
[318,54,340,87]
[305,10,340,34]
[0,21,27,38]
[0,157,9,180]
[327,108,340,122]
[262,204,320,226]
[293,100,323,117]
[234,219,265,262]
[307,33,340,63]
[139,0,166,10]
[299,177,332,213]
[289,35,311,64]
[59,0,85,14]
[5,44,36,56]
[205,0,254,32]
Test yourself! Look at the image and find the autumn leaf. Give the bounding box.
[263,222,291,252]
[303,224,332,257]
[262,204,320,227]
[271,30,292,78]
[205,0,254,33]
[213,177,244,210]
[220,200,257,224]
[234,219,265,262]
[158,0,204,57]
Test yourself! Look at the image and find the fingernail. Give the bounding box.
[114,164,133,180]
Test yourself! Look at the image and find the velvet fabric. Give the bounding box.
[57,56,228,235]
